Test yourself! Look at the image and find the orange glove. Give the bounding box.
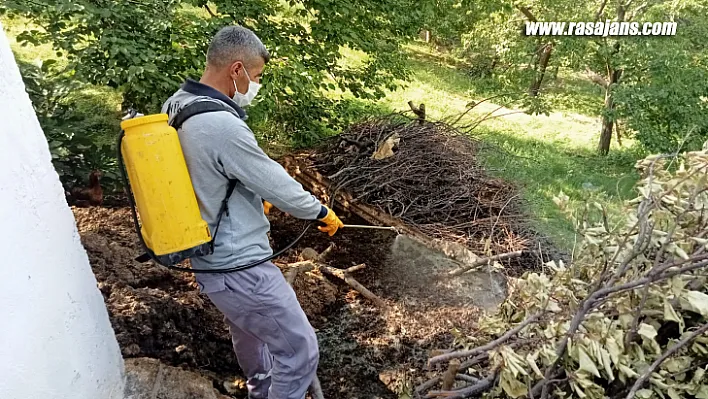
[263,201,273,215]
[318,205,344,236]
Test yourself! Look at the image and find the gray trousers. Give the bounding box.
[195,262,319,399]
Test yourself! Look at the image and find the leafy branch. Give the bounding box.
[415,141,708,398]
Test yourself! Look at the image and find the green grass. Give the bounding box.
[476,129,639,247]
[371,42,641,248]
[3,16,62,67]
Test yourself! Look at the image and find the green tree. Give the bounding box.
[15,58,122,190]
[420,0,707,155]
[4,0,431,145]
[560,0,706,154]
[614,3,708,153]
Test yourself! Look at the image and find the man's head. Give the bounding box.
[204,26,270,103]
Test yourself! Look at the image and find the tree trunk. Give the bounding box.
[529,43,553,97]
[598,101,614,155]
[597,4,627,155]
[598,69,622,155]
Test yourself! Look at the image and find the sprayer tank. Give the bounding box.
[119,114,210,257]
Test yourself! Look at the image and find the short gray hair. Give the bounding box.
[206,26,270,69]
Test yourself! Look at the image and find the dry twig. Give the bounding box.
[312,114,526,255]
[625,322,708,399]
[428,312,543,365]
[448,250,524,276]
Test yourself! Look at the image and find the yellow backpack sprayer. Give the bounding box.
[117,102,314,273]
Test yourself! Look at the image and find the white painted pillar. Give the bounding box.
[0,23,125,399]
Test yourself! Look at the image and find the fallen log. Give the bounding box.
[320,264,387,308]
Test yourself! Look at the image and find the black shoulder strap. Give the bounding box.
[209,179,237,252]
[170,101,240,251]
[136,101,239,263]
[170,100,231,130]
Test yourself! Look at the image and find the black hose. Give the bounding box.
[117,129,313,274]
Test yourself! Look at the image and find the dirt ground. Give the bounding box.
[74,205,548,398]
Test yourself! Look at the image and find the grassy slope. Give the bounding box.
[374,43,640,248]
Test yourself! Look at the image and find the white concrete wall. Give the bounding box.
[0,23,125,399]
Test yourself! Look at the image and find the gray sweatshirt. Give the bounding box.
[161,79,326,270]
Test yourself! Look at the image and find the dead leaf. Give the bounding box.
[578,347,601,378]
[500,369,527,398]
[680,291,708,317]
[638,323,658,340]
[372,133,400,160]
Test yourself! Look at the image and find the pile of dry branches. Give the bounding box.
[414,146,708,398]
[312,112,526,254]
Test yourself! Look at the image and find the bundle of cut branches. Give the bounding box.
[414,146,708,398]
[312,113,526,255]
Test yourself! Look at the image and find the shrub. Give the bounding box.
[18,59,122,193]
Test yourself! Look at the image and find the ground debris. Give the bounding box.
[303,114,549,271]
[75,206,489,398]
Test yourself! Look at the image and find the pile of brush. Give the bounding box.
[310,112,529,256]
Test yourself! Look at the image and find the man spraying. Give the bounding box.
[162,26,343,399]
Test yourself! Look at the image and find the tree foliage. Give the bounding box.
[16,58,122,191]
[4,0,429,145]
[614,3,708,154]
[423,0,708,155]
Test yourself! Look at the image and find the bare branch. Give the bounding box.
[415,354,489,395]
[625,322,708,399]
[320,265,387,308]
[449,91,525,127]
[425,373,497,399]
[428,312,543,365]
[455,374,479,383]
[628,2,652,21]
[284,261,316,285]
[625,284,651,348]
[448,251,523,276]
[318,243,336,260]
[595,0,608,22]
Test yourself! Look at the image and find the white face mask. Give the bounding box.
[232,67,261,107]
